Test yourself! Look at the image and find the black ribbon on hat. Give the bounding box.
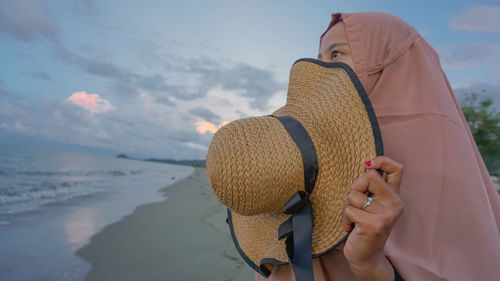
[268,115,319,281]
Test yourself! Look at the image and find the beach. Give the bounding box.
[0,145,199,281]
[76,167,253,281]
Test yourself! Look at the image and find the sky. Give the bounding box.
[0,0,499,160]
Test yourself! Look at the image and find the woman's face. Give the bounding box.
[318,21,356,71]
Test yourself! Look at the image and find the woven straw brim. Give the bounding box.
[206,58,383,275]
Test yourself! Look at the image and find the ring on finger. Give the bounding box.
[361,196,373,210]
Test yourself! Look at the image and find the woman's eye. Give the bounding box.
[332,50,340,58]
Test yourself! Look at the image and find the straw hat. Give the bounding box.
[206,58,384,279]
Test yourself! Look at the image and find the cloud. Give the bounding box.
[438,42,500,70]
[130,59,285,111]
[419,30,431,37]
[208,90,235,101]
[0,0,59,42]
[453,82,500,111]
[187,59,285,111]
[0,1,286,159]
[490,68,500,82]
[195,120,229,134]
[26,71,52,81]
[188,106,221,124]
[235,110,249,118]
[67,91,116,113]
[81,59,123,79]
[61,52,285,112]
[51,42,125,79]
[72,0,99,16]
[184,142,209,152]
[13,13,285,112]
[450,6,500,33]
[47,42,128,84]
[47,42,147,99]
[0,48,283,159]
[0,90,216,159]
[153,95,176,106]
[137,74,167,92]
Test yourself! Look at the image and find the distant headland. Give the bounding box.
[116,154,206,168]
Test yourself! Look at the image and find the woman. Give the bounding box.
[255,12,500,281]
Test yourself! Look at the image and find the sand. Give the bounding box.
[76,167,254,281]
[72,167,500,281]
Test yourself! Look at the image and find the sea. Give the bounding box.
[0,143,195,280]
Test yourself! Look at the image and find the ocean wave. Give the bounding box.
[0,144,194,220]
[0,180,95,205]
[0,170,150,206]
[0,169,145,177]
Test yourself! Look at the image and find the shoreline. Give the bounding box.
[76,167,253,281]
[0,160,194,281]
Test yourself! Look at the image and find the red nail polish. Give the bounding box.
[364,160,372,168]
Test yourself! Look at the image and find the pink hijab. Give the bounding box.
[255,12,500,281]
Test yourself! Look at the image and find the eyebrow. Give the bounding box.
[318,42,348,59]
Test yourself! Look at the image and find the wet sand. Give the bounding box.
[76,167,253,281]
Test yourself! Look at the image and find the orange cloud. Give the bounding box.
[196,120,229,134]
[208,90,235,101]
[68,91,116,113]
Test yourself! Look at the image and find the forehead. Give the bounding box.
[320,21,348,49]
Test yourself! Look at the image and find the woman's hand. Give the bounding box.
[341,156,405,281]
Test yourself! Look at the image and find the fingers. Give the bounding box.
[342,204,380,234]
[343,204,399,236]
[342,204,366,232]
[343,189,383,232]
[350,169,390,198]
[349,169,403,212]
[342,197,404,234]
[346,189,381,213]
[364,156,404,194]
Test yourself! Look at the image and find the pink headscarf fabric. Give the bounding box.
[255,12,500,281]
